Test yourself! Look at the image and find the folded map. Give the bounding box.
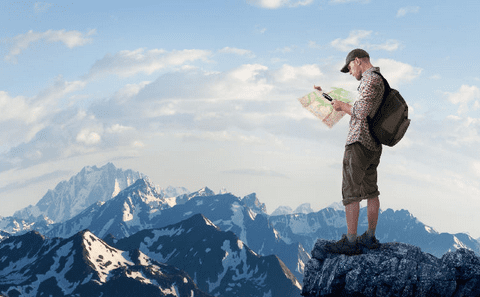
[297,87,353,128]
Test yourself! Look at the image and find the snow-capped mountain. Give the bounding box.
[1,163,189,235]
[13,163,144,223]
[270,203,314,216]
[45,178,184,239]
[173,187,216,206]
[113,214,302,297]
[293,203,314,214]
[271,206,293,216]
[241,193,267,215]
[269,207,480,258]
[0,215,53,236]
[0,230,210,297]
[4,162,480,295]
[44,179,310,283]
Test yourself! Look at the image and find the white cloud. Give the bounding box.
[218,47,255,58]
[446,85,480,114]
[5,29,96,62]
[114,81,151,101]
[0,92,39,124]
[87,48,212,78]
[0,75,87,134]
[445,116,480,146]
[106,124,134,134]
[37,76,87,106]
[374,58,422,86]
[273,64,322,83]
[212,64,273,100]
[247,0,313,9]
[331,30,400,52]
[76,129,101,145]
[179,130,269,145]
[397,6,420,18]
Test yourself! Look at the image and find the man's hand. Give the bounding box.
[332,100,352,115]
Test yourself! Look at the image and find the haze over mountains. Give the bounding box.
[0,163,479,296]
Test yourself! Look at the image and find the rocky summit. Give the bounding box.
[302,239,480,297]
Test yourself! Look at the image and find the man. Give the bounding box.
[316,49,384,255]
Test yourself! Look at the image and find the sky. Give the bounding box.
[0,0,479,237]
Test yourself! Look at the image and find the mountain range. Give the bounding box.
[0,229,210,297]
[1,163,479,296]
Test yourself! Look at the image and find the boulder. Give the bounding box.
[302,239,480,297]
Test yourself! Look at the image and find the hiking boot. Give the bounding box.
[324,234,361,255]
[357,231,380,249]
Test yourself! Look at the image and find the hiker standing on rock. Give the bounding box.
[314,49,384,255]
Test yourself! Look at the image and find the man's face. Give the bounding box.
[348,58,362,81]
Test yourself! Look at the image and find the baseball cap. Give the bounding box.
[340,49,370,73]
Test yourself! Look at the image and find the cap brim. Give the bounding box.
[341,63,349,73]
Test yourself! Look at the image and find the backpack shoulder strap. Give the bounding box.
[372,70,391,95]
[368,71,390,119]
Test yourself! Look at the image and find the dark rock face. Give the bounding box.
[302,239,480,297]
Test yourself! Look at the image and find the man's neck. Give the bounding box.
[360,62,374,75]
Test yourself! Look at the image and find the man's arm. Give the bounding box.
[332,100,352,115]
[350,75,384,120]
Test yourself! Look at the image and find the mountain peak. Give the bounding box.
[13,163,143,224]
[198,187,215,196]
[124,177,157,193]
[294,203,314,214]
[271,205,293,216]
[242,192,267,214]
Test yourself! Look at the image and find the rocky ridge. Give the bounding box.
[302,239,480,297]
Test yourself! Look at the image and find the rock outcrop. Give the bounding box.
[302,239,480,297]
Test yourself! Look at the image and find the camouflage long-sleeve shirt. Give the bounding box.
[346,67,384,151]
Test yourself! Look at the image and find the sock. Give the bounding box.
[347,233,357,243]
[366,228,375,238]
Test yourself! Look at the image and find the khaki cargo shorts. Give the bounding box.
[342,142,382,206]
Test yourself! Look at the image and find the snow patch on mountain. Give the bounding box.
[219,202,248,246]
[83,230,134,283]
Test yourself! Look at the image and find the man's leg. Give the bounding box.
[345,201,360,242]
[367,197,379,236]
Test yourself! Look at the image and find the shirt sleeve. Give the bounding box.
[351,74,384,120]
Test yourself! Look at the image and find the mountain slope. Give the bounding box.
[146,192,310,282]
[114,214,302,297]
[0,230,210,297]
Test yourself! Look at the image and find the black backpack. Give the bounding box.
[368,71,410,147]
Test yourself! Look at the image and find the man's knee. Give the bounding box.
[342,196,362,206]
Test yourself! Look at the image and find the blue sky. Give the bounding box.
[1,0,480,238]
